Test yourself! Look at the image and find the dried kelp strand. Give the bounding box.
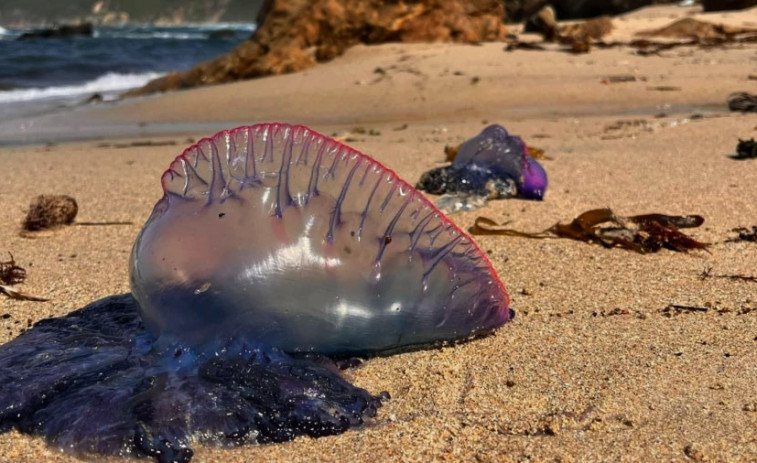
[470,208,708,254]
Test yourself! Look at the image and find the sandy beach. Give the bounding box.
[1,4,756,462]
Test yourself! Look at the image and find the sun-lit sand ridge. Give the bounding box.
[0,4,756,462]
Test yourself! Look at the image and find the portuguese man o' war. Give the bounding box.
[416,124,548,212]
[0,123,512,462]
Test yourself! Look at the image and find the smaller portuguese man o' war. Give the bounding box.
[0,123,513,462]
[416,124,548,212]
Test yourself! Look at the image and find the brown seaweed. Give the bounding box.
[728,226,757,242]
[470,208,708,253]
[661,304,709,317]
[0,254,25,286]
[0,253,47,302]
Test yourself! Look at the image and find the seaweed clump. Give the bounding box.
[23,195,78,231]
[470,208,708,254]
[733,138,757,159]
[0,253,47,301]
[0,254,25,286]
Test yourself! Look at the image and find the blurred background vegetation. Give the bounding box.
[0,0,265,26]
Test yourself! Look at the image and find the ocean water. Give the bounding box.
[0,23,255,121]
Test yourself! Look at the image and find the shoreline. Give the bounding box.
[0,99,730,148]
[2,4,755,146]
[0,43,743,147]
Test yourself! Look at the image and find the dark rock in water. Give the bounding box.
[17,23,94,40]
[207,29,238,39]
[125,0,507,96]
[416,124,548,201]
[82,93,104,105]
[703,0,757,11]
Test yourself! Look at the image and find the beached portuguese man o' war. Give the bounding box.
[0,123,512,462]
[417,123,548,202]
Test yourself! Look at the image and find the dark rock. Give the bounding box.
[524,5,557,37]
[525,6,613,43]
[551,0,651,19]
[506,0,551,23]
[702,0,757,11]
[125,0,507,96]
[82,93,104,104]
[522,5,614,54]
[508,0,681,22]
[734,138,757,159]
[557,16,614,42]
[17,22,93,40]
[208,29,238,39]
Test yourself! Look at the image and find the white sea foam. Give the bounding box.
[0,71,164,103]
[96,30,206,40]
[95,23,256,40]
[195,22,256,31]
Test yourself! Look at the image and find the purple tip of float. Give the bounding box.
[519,155,548,200]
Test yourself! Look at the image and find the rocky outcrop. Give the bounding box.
[17,22,94,40]
[636,17,757,39]
[126,0,507,96]
[702,0,757,11]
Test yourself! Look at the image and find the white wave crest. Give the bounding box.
[0,72,164,103]
[98,31,207,40]
[195,22,256,31]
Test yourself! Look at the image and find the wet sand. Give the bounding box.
[1,4,756,462]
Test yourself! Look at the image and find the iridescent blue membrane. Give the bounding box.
[0,123,511,462]
[0,295,382,462]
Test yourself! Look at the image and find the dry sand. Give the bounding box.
[1,4,756,462]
